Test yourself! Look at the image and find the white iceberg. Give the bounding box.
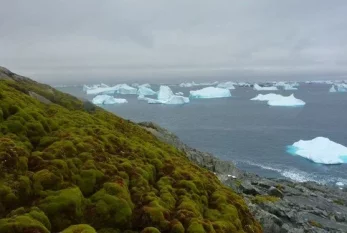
[146,85,189,104]
[137,86,156,96]
[267,94,305,106]
[329,85,337,93]
[335,83,347,92]
[253,84,278,91]
[86,84,137,95]
[217,81,236,89]
[86,86,119,95]
[287,137,347,164]
[92,95,128,105]
[236,82,251,87]
[83,83,109,93]
[179,81,218,87]
[251,93,305,107]
[175,92,184,96]
[137,95,151,101]
[283,84,298,91]
[190,87,231,99]
[117,84,138,95]
[251,93,284,101]
[179,82,197,87]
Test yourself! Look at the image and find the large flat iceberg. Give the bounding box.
[287,137,347,164]
[146,85,189,104]
[86,84,137,95]
[217,81,236,89]
[190,87,231,99]
[92,95,128,105]
[267,94,305,106]
[251,93,305,107]
[253,84,278,91]
[251,93,284,101]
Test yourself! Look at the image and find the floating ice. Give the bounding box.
[86,86,119,95]
[267,94,305,106]
[251,93,284,101]
[252,93,305,106]
[335,83,347,92]
[190,87,231,99]
[217,81,236,89]
[137,86,156,96]
[253,84,278,91]
[86,84,137,95]
[175,92,184,96]
[117,84,137,95]
[179,81,218,87]
[137,95,151,101]
[83,83,109,93]
[329,85,337,93]
[146,85,189,104]
[236,82,252,87]
[283,84,298,91]
[287,137,347,164]
[92,95,127,105]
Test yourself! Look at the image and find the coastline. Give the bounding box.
[139,122,347,233]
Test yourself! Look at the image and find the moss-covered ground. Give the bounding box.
[0,69,262,233]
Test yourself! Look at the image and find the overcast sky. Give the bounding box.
[1,0,347,84]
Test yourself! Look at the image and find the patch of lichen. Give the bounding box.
[0,74,262,233]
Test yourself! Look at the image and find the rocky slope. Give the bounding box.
[140,122,347,233]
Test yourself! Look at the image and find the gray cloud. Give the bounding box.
[1,0,347,84]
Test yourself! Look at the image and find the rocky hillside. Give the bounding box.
[0,67,261,233]
[140,122,347,233]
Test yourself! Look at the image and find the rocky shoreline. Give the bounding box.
[139,122,347,233]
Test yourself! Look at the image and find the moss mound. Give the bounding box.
[0,68,262,232]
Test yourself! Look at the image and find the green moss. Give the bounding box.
[141,227,161,233]
[187,221,206,233]
[251,195,280,204]
[77,169,104,196]
[0,214,50,233]
[33,169,62,193]
[61,224,96,233]
[170,220,185,233]
[87,186,133,229]
[333,199,345,206]
[39,187,85,231]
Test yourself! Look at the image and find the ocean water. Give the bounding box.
[58,83,347,186]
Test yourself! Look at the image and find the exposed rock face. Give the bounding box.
[140,122,347,233]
